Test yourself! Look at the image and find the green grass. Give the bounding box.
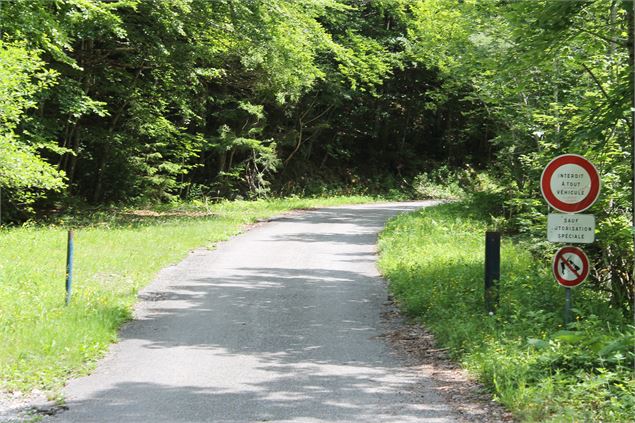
[0,196,372,394]
[378,196,635,422]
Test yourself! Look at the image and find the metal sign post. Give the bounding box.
[541,154,600,324]
[66,230,74,305]
[565,288,572,324]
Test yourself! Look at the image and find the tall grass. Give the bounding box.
[378,196,634,422]
[0,196,372,393]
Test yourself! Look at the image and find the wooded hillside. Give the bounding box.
[0,1,633,309]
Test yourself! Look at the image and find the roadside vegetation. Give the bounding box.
[0,196,372,394]
[0,0,633,416]
[379,195,634,422]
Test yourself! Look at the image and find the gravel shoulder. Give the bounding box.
[380,302,513,423]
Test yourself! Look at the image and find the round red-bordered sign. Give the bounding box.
[540,154,601,213]
[552,246,590,287]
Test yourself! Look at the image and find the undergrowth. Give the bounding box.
[378,195,634,422]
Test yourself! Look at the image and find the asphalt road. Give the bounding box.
[48,201,459,423]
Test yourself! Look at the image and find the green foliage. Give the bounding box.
[488,1,634,313]
[400,0,633,312]
[0,0,495,209]
[0,41,65,216]
[411,165,473,200]
[379,199,634,422]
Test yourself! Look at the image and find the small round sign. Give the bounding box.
[541,154,601,213]
[552,246,590,287]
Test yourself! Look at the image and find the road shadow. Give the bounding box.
[47,201,469,422]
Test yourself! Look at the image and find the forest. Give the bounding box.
[1,0,632,312]
[1,0,634,420]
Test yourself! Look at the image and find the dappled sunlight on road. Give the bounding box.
[48,202,458,422]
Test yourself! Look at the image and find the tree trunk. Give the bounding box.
[218,150,226,175]
[93,154,106,203]
[68,126,80,184]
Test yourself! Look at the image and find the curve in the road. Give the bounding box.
[48,201,458,423]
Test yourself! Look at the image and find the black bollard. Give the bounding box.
[485,231,500,314]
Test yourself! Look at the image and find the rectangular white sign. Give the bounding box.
[547,214,595,244]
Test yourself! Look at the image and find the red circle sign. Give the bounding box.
[541,154,600,213]
[552,246,589,287]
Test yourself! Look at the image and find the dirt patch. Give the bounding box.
[381,298,514,423]
[0,390,59,423]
